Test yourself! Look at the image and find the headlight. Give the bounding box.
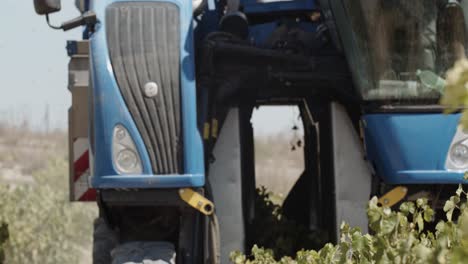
[450,141,468,168]
[112,125,142,174]
[446,126,468,171]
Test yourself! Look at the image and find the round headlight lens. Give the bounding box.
[112,125,142,174]
[115,126,127,141]
[116,149,138,173]
[450,143,468,168]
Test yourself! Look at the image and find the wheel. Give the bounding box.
[111,241,176,264]
[93,218,176,264]
[93,218,118,264]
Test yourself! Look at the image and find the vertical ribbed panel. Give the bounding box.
[106,2,182,174]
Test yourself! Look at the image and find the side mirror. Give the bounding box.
[34,0,61,15]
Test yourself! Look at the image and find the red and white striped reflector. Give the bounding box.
[73,138,96,201]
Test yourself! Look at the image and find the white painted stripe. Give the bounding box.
[73,138,89,162]
[73,169,90,201]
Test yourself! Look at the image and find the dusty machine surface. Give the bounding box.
[34,0,468,263]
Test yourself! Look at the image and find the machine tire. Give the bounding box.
[93,218,118,264]
[111,241,176,264]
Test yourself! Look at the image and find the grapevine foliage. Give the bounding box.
[248,187,327,258]
[232,185,468,263]
[441,59,468,127]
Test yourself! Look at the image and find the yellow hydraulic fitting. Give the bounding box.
[378,186,408,207]
[179,188,215,216]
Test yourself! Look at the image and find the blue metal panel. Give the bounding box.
[89,0,205,188]
[363,113,467,184]
[242,0,316,14]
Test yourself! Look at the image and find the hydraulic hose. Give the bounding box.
[204,179,221,264]
[208,214,221,264]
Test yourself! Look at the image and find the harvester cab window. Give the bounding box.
[337,0,468,101]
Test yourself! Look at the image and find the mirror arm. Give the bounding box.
[61,11,97,31]
[45,14,62,30]
[44,11,97,31]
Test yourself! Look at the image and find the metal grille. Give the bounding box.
[106,2,182,174]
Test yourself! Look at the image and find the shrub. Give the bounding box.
[0,223,8,263]
[0,158,97,263]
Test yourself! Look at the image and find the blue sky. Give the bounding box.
[0,1,298,134]
[0,0,80,129]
